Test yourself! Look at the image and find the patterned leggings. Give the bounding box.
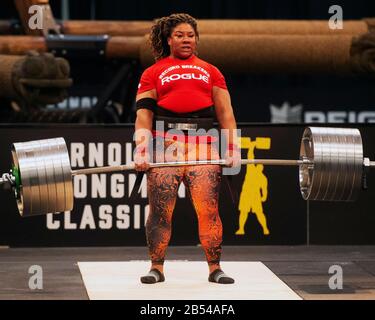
[146,140,223,265]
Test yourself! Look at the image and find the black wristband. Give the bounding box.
[136,98,156,112]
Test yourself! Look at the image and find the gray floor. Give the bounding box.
[1,245,375,300]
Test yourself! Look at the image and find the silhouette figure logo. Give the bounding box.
[236,137,271,236]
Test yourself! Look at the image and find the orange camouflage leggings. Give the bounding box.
[146,139,222,266]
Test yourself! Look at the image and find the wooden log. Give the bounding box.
[364,18,375,32]
[62,20,153,37]
[61,19,370,36]
[0,36,47,55]
[106,36,144,59]
[1,19,373,36]
[0,35,141,58]
[140,34,355,74]
[197,19,369,35]
[1,33,374,75]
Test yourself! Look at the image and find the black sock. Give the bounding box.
[208,269,235,284]
[140,268,165,284]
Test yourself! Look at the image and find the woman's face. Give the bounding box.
[167,23,197,59]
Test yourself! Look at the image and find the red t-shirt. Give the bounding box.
[137,55,227,113]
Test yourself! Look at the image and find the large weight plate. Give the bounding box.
[55,138,73,212]
[37,139,58,214]
[299,127,363,202]
[11,137,73,216]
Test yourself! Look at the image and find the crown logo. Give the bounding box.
[270,102,303,123]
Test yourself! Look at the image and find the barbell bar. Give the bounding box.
[71,158,307,176]
[0,126,374,217]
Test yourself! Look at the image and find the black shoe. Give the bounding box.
[140,268,165,284]
[208,269,235,284]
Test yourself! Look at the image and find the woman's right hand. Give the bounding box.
[134,149,151,171]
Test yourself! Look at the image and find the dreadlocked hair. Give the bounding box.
[149,13,199,61]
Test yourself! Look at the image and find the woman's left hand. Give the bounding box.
[225,148,241,168]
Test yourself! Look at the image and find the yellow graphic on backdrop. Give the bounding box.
[236,137,271,236]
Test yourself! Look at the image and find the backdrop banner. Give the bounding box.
[0,124,373,247]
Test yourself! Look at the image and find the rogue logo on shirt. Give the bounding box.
[161,73,209,85]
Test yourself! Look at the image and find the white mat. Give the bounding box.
[78,261,301,300]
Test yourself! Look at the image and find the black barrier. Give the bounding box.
[228,75,375,123]
[0,124,374,247]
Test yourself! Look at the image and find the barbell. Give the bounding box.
[0,126,374,217]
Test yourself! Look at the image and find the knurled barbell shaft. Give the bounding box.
[71,158,310,176]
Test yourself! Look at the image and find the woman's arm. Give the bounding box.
[213,86,237,144]
[135,90,157,132]
[134,90,157,170]
[213,86,241,167]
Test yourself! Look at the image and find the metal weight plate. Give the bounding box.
[11,145,28,216]
[11,141,41,216]
[11,137,73,216]
[347,128,363,201]
[336,129,351,201]
[320,128,340,201]
[299,127,363,202]
[45,138,66,213]
[37,139,58,214]
[40,138,73,214]
[324,129,339,200]
[299,135,313,199]
[299,127,322,200]
[338,129,354,201]
[55,138,74,212]
[34,140,49,215]
[330,128,347,201]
